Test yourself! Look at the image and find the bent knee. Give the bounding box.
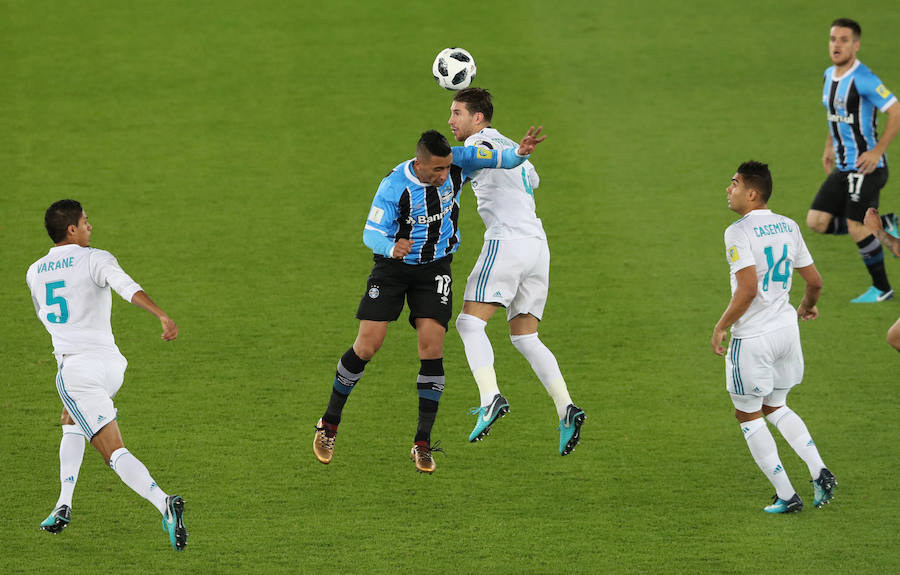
[806,211,831,234]
[353,341,382,360]
[888,325,900,351]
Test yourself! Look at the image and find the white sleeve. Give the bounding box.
[26,268,40,314]
[89,249,143,302]
[793,228,814,268]
[724,225,755,273]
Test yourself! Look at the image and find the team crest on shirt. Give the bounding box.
[368,285,380,299]
[877,84,892,99]
[728,246,740,263]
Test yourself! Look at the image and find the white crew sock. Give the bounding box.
[510,332,572,419]
[766,406,826,479]
[109,448,168,515]
[456,313,500,405]
[741,418,795,500]
[56,425,86,509]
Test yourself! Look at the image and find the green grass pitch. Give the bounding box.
[2,1,899,573]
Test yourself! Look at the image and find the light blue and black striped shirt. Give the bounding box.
[363,146,528,265]
[823,60,897,172]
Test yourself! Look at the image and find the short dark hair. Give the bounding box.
[45,199,83,243]
[831,18,861,38]
[737,161,773,203]
[453,87,493,122]
[417,130,452,158]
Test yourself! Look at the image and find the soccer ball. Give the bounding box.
[432,47,476,90]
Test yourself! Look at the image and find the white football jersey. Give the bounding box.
[724,209,813,338]
[464,127,545,240]
[26,244,142,358]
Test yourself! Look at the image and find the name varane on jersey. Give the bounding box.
[823,60,897,171]
[27,244,142,357]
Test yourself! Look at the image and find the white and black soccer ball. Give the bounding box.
[432,47,476,91]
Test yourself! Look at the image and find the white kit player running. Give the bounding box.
[711,162,836,514]
[27,200,187,551]
[448,88,585,455]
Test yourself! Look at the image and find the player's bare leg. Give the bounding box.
[888,317,900,351]
[809,209,893,302]
[806,209,835,234]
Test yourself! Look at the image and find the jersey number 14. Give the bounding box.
[762,244,791,292]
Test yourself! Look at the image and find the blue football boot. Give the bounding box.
[40,505,71,534]
[162,495,188,551]
[558,404,586,456]
[467,394,510,442]
[764,493,803,514]
[850,286,893,303]
[812,468,837,508]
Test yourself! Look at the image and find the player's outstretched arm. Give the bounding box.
[711,266,756,355]
[131,290,178,341]
[864,207,900,258]
[517,126,546,156]
[795,264,822,321]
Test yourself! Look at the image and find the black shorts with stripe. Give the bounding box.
[811,167,888,222]
[356,255,453,329]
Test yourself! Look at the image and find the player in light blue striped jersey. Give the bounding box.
[313,127,545,474]
[808,18,900,303]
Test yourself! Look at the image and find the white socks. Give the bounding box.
[56,425,86,509]
[510,332,572,419]
[456,314,500,405]
[109,448,168,515]
[456,313,575,418]
[741,418,795,500]
[766,406,826,479]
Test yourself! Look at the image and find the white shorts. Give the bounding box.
[726,323,803,413]
[463,237,550,321]
[56,352,127,440]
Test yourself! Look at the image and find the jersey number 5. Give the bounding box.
[762,244,791,292]
[45,281,69,324]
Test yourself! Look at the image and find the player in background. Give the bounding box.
[26,200,187,550]
[313,127,544,474]
[863,207,900,350]
[807,18,900,303]
[448,87,584,455]
[712,161,836,513]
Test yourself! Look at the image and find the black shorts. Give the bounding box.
[356,255,453,329]
[811,167,888,222]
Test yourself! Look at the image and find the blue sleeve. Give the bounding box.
[858,69,896,111]
[364,227,394,257]
[451,146,528,171]
[363,179,399,257]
